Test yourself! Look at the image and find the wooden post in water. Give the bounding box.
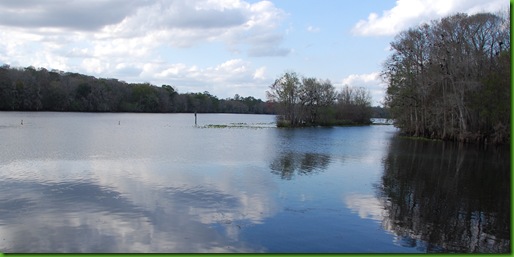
[21,119,23,125]
[194,111,197,126]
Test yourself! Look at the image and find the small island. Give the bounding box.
[266,71,374,127]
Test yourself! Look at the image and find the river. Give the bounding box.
[0,112,509,253]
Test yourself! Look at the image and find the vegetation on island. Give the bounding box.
[266,71,373,127]
[0,65,274,114]
[382,11,510,144]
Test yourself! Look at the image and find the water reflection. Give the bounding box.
[269,152,331,180]
[377,138,510,253]
[0,159,276,252]
[1,112,508,253]
[344,194,385,221]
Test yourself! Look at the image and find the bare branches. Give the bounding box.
[268,72,372,127]
[383,11,510,143]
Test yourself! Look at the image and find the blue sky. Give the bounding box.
[0,0,507,106]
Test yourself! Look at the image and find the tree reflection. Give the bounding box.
[378,138,510,253]
[269,152,331,180]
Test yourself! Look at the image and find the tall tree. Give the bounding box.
[383,11,510,143]
[267,72,302,126]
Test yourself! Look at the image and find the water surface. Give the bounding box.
[0,112,509,253]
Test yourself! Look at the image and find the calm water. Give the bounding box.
[0,112,509,253]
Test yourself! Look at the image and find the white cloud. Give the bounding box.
[253,67,266,80]
[342,72,380,85]
[306,25,320,33]
[0,0,146,31]
[122,59,271,98]
[339,72,386,106]
[352,0,507,36]
[95,0,289,53]
[0,1,289,63]
[0,0,287,99]
[82,58,108,74]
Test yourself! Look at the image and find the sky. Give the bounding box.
[0,0,507,106]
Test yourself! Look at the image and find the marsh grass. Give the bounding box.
[201,122,275,129]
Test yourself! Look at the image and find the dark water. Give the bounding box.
[0,112,509,253]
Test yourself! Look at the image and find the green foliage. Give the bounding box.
[0,66,275,114]
[371,106,390,119]
[383,11,510,144]
[268,72,372,127]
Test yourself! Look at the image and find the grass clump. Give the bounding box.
[201,122,274,129]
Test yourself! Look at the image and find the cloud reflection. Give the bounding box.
[344,194,385,222]
[0,159,276,252]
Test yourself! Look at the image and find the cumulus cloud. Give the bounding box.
[122,59,271,98]
[0,0,288,99]
[340,72,386,106]
[352,0,507,36]
[0,1,290,62]
[0,0,146,31]
[96,0,289,52]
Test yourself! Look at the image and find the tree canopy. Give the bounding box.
[382,11,510,144]
[267,71,373,127]
[0,65,274,114]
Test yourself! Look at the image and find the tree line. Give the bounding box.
[382,11,510,144]
[0,65,274,114]
[266,71,373,127]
